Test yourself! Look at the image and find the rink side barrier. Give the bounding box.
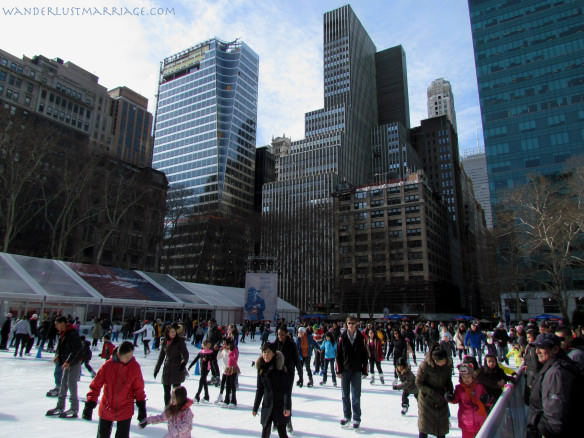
[476,367,528,438]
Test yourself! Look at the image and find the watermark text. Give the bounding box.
[1,6,175,17]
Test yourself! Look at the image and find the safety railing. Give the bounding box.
[476,367,528,438]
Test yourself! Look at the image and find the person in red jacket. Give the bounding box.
[82,341,147,438]
[447,362,488,438]
[100,334,115,360]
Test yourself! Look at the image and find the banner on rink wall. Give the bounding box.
[244,272,278,322]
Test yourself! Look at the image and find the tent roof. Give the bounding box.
[0,252,299,313]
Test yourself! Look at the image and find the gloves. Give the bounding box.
[82,400,97,421]
[136,400,147,424]
[392,384,398,390]
[296,379,303,388]
[153,369,159,379]
[479,393,490,404]
[444,391,455,402]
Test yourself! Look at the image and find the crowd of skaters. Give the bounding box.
[1,311,584,437]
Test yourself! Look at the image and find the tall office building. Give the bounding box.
[461,152,493,228]
[468,0,584,213]
[153,38,259,217]
[262,5,379,311]
[371,121,421,183]
[109,86,153,168]
[376,46,410,129]
[427,78,457,132]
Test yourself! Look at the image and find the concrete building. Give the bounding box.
[0,49,152,167]
[461,152,493,229]
[427,78,457,132]
[108,86,153,168]
[270,135,291,181]
[332,171,457,314]
[371,121,421,183]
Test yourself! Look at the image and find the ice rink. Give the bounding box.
[0,334,464,437]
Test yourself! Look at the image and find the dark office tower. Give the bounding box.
[375,45,410,129]
[411,116,463,226]
[468,0,584,214]
[262,5,378,311]
[254,145,275,213]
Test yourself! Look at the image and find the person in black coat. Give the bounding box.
[0,312,12,350]
[274,326,302,433]
[335,316,369,429]
[154,323,189,406]
[392,330,408,378]
[253,342,291,438]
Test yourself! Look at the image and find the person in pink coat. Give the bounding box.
[447,362,488,438]
[142,386,193,438]
[222,337,240,407]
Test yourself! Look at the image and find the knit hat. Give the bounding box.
[31,314,38,320]
[535,333,561,349]
[458,363,474,375]
[298,327,307,334]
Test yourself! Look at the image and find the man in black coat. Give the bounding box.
[527,333,580,438]
[203,319,223,385]
[46,316,83,418]
[274,326,302,433]
[0,312,12,350]
[336,316,368,429]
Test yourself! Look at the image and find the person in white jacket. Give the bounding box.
[133,321,155,357]
[11,316,32,357]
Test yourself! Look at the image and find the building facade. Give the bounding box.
[371,121,421,183]
[468,0,584,213]
[333,171,457,314]
[376,45,410,129]
[0,49,153,167]
[108,86,154,168]
[152,38,259,217]
[427,78,457,132]
[461,152,493,228]
[262,5,379,311]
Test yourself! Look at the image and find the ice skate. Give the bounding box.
[401,405,408,416]
[370,375,375,384]
[46,387,60,397]
[59,409,78,418]
[380,375,385,384]
[45,408,63,416]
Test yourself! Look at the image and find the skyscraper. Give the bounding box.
[153,38,259,217]
[262,5,379,311]
[376,46,410,129]
[461,152,493,228]
[468,0,584,213]
[427,78,457,132]
[153,38,259,285]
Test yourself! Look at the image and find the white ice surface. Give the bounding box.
[0,335,463,437]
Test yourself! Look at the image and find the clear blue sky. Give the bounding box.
[0,0,483,155]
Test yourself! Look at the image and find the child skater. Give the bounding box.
[80,335,97,378]
[319,332,337,386]
[141,385,193,438]
[100,334,115,360]
[82,341,147,438]
[187,340,214,403]
[446,362,488,438]
[215,339,230,403]
[221,337,240,408]
[393,357,418,415]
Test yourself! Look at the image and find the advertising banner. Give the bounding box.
[244,272,278,322]
[68,263,176,302]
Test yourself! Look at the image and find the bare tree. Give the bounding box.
[506,173,584,323]
[0,111,52,252]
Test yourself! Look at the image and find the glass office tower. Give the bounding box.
[153,38,259,216]
[468,0,584,213]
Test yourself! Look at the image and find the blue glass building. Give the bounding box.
[468,0,584,212]
[153,38,259,216]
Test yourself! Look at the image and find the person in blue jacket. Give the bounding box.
[464,322,486,365]
[319,332,337,386]
[295,326,319,387]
